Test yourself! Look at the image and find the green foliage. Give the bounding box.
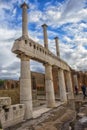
[0,80,4,86]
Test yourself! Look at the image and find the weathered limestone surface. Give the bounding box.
[66,71,74,100]
[5,106,76,130]
[21,2,29,38]
[12,37,70,71]
[20,55,33,119]
[73,74,79,88]
[42,24,48,49]
[58,69,67,102]
[54,37,60,57]
[0,97,11,108]
[45,64,56,107]
[0,103,25,129]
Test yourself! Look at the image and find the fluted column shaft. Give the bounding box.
[21,3,29,37]
[20,55,32,119]
[54,37,60,57]
[45,64,56,107]
[73,74,79,88]
[58,69,67,102]
[42,24,48,49]
[66,71,74,99]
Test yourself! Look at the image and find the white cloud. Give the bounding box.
[0,0,87,79]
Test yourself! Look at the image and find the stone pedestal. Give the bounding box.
[66,71,74,99]
[45,64,56,107]
[20,55,32,119]
[58,69,67,102]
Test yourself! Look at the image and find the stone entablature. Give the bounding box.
[12,37,70,71]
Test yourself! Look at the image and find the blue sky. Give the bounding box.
[0,0,87,79]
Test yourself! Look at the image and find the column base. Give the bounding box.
[46,80,56,108]
[20,100,33,120]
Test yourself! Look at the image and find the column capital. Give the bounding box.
[21,2,29,9]
[58,67,61,70]
[43,63,52,67]
[54,36,59,40]
[42,24,48,28]
[18,54,30,61]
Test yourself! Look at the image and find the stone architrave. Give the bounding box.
[66,71,74,99]
[20,55,32,119]
[45,64,56,107]
[58,69,67,102]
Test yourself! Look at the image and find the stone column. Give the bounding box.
[21,2,29,38]
[58,69,67,102]
[45,64,56,107]
[54,37,60,57]
[66,71,74,99]
[73,74,79,88]
[20,55,32,119]
[42,24,48,49]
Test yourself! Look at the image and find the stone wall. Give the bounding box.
[0,88,20,104]
[3,80,19,89]
[0,97,25,129]
[31,72,45,95]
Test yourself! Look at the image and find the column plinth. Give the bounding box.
[58,69,67,102]
[45,64,56,107]
[20,55,32,119]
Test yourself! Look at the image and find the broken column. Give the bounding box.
[42,24,48,49]
[21,2,29,38]
[54,37,60,57]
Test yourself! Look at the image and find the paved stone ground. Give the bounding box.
[74,93,87,130]
[5,102,75,130]
[33,101,65,118]
[4,93,87,130]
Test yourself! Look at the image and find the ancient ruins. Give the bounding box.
[0,2,87,130]
[11,2,75,119]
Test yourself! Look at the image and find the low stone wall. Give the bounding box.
[0,97,11,108]
[0,104,25,129]
[0,97,25,129]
